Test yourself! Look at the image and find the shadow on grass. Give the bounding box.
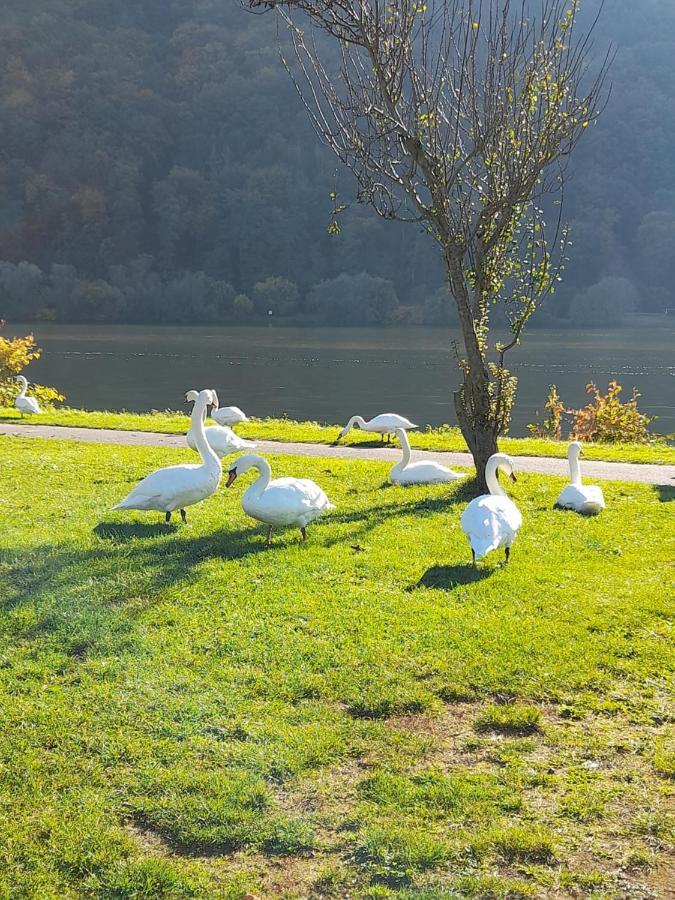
[413,564,492,591]
[0,478,480,658]
[94,522,179,540]
[654,485,673,503]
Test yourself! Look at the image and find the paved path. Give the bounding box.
[1,422,673,485]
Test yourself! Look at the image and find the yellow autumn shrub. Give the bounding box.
[0,322,65,409]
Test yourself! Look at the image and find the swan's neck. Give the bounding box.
[569,450,582,486]
[17,378,27,398]
[395,430,412,471]
[347,416,366,433]
[191,398,220,471]
[486,459,506,497]
[248,458,272,495]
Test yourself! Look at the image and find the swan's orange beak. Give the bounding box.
[226,469,238,488]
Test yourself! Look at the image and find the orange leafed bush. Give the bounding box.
[570,380,654,444]
[0,322,65,409]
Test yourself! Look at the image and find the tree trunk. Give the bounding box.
[445,254,499,493]
[454,378,499,494]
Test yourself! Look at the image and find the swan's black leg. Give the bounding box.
[266,525,273,546]
[165,511,171,523]
[300,527,307,541]
[472,549,476,566]
[505,546,510,563]
[180,509,187,524]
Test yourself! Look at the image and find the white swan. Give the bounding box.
[212,405,248,428]
[390,428,464,485]
[113,389,221,523]
[338,413,417,443]
[186,396,256,459]
[14,375,41,415]
[461,453,522,564]
[226,454,334,545]
[555,441,605,515]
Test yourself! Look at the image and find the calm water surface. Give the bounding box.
[10,321,675,436]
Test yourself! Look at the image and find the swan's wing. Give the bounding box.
[113,464,204,510]
[404,461,463,482]
[557,483,604,513]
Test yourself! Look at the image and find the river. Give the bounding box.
[7,320,674,436]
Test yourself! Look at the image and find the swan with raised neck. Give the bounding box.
[112,388,221,522]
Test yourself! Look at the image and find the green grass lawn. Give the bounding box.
[1,406,674,465]
[0,436,673,898]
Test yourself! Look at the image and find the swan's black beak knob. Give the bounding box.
[509,472,517,483]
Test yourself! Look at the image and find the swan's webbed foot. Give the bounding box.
[165,511,172,524]
[505,546,511,563]
[265,525,273,547]
[300,527,307,541]
[180,509,187,524]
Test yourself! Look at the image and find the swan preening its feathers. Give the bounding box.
[113,388,221,522]
[14,375,41,416]
[338,413,417,443]
[390,428,463,485]
[556,441,605,515]
[461,453,522,564]
[226,454,334,545]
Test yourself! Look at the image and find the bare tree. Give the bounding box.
[245,0,610,489]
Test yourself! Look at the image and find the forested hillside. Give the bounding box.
[0,0,673,325]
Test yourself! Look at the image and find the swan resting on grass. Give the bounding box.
[212,405,249,428]
[337,413,417,444]
[461,453,522,564]
[555,441,605,515]
[113,389,221,523]
[226,454,334,545]
[186,393,256,458]
[14,375,41,416]
[390,427,464,485]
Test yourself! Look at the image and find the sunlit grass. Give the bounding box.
[0,436,672,896]
[1,405,673,464]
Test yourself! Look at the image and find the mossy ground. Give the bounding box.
[1,406,673,465]
[0,436,672,897]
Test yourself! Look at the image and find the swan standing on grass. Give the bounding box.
[186,392,256,458]
[14,375,41,416]
[113,389,221,523]
[461,453,522,564]
[212,405,249,428]
[555,441,605,515]
[390,428,464,485]
[226,454,334,545]
[337,413,417,444]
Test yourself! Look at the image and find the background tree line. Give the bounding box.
[0,0,673,327]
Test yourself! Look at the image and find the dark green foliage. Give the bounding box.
[0,1,673,323]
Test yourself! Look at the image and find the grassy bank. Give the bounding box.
[1,406,673,465]
[0,435,672,897]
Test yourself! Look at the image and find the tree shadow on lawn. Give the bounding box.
[1,481,477,653]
